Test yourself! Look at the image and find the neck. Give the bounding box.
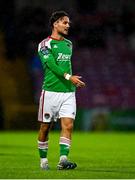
[51,31,64,40]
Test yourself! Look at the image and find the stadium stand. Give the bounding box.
[0,31,38,129]
[0,0,135,130]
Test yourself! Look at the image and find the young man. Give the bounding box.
[37,11,85,170]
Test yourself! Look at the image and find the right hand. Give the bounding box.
[70,75,86,88]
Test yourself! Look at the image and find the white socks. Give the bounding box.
[60,155,67,162]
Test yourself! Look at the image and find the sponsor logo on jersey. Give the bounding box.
[40,46,50,59]
[40,46,49,55]
[43,54,49,59]
[57,53,71,61]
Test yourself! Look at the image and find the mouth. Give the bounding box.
[64,28,69,33]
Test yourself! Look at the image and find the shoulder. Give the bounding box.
[64,38,72,45]
[38,37,52,51]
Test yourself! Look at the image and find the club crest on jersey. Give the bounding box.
[44,113,50,119]
[57,53,71,61]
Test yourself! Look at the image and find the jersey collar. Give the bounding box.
[49,36,64,41]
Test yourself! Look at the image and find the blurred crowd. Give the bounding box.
[1,0,135,108]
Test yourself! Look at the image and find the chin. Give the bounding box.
[60,32,68,36]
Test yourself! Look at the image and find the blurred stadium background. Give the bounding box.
[0,0,135,132]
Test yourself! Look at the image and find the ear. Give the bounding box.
[54,21,58,28]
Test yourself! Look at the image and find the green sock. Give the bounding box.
[60,144,70,156]
[38,148,48,158]
[38,140,48,158]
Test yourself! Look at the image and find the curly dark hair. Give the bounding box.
[49,11,69,28]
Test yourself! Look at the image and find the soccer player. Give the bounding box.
[37,11,85,170]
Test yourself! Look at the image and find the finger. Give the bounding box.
[76,82,85,87]
[77,80,85,84]
[80,83,85,87]
[80,82,86,86]
[76,76,82,79]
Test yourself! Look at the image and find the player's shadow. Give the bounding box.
[77,167,135,174]
[0,153,13,156]
[0,144,33,148]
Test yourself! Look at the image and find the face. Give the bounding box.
[54,16,70,35]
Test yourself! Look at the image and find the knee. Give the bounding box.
[63,122,73,132]
[40,123,50,133]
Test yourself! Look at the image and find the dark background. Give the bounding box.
[0,0,135,131]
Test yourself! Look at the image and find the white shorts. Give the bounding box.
[38,90,76,123]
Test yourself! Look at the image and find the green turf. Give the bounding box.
[0,131,135,179]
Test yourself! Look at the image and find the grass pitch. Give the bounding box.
[0,131,135,179]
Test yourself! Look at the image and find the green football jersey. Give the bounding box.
[38,36,76,92]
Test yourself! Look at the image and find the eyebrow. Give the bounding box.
[57,18,71,25]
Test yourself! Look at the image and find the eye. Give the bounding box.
[63,21,70,26]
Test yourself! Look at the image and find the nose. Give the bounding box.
[67,23,70,28]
